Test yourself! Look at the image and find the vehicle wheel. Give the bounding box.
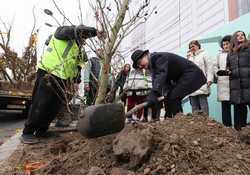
[21,104,31,118]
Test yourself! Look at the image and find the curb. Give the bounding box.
[0,132,21,162]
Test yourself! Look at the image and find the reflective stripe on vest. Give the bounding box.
[38,35,80,80]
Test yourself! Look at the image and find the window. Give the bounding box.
[237,0,250,16]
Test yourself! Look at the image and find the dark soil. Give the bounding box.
[1,113,250,175]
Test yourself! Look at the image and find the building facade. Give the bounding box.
[126,0,250,54]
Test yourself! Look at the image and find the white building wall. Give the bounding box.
[125,0,229,53]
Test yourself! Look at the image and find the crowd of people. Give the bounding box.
[20,24,250,144]
[111,30,250,132]
[186,31,250,131]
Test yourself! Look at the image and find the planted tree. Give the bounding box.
[85,0,154,104]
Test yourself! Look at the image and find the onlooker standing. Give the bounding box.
[84,49,102,105]
[124,68,152,123]
[214,35,232,127]
[227,31,250,130]
[188,40,213,115]
[112,64,131,102]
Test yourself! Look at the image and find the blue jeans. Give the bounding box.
[189,95,209,115]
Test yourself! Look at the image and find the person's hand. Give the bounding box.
[207,81,212,87]
[105,91,114,103]
[120,92,127,102]
[84,84,90,92]
[217,70,230,76]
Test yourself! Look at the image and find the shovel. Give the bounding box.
[77,96,164,138]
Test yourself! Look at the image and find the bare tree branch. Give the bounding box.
[52,0,73,25]
[96,0,112,41]
[0,17,9,32]
[30,6,36,35]
[114,0,121,13]
[78,0,83,24]
[0,29,6,46]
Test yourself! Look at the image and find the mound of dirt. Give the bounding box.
[1,114,250,175]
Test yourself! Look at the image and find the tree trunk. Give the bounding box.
[95,56,110,104]
[95,0,129,104]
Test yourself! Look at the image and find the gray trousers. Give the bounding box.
[189,95,209,115]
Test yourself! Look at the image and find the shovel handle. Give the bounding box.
[125,96,165,117]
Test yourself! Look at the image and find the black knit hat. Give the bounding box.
[131,49,149,69]
[220,35,232,49]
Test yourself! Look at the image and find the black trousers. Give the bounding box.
[221,101,232,127]
[23,69,66,135]
[164,99,183,118]
[143,105,161,120]
[234,103,249,130]
[86,82,98,105]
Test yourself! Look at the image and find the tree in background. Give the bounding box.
[0,8,38,89]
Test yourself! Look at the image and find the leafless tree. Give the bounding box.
[44,0,154,105]
[85,0,153,104]
[0,11,38,89]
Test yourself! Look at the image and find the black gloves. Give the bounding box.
[146,91,160,107]
[76,25,97,39]
[217,70,230,76]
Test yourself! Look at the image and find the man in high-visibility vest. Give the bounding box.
[21,25,103,144]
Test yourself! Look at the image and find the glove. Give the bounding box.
[120,92,127,102]
[76,25,97,39]
[84,84,90,92]
[217,70,230,76]
[105,91,115,103]
[146,91,159,107]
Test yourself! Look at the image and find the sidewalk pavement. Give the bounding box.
[0,131,21,162]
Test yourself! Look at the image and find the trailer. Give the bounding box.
[0,81,32,117]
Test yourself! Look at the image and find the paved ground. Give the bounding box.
[0,114,25,145]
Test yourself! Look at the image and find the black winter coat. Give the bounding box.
[227,47,250,104]
[113,71,128,94]
[149,52,206,100]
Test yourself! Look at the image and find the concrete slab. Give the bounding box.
[0,132,21,162]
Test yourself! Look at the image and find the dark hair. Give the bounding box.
[230,30,250,53]
[220,35,232,49]
[123,64,131,72]
[189,40,201,49]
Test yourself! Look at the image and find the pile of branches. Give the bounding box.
[0,23,37,88]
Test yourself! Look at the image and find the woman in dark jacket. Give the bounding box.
[113,64,131,95]
[227,30,250,130]
[106,64,130,103]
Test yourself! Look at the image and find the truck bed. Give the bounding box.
[0,81,33,116]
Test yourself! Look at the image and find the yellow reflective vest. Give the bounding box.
[38,35,81,80]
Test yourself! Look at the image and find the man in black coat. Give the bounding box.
[131,50,207,117]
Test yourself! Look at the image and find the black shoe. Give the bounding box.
[151,118,160,122]
[35,131,60,138]
[20,134,40,144]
